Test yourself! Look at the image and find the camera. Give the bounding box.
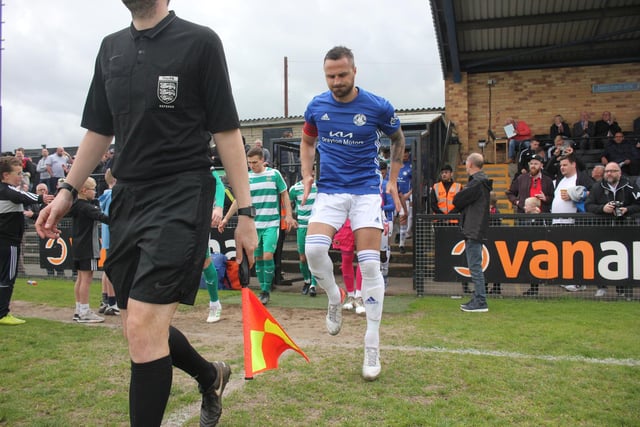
[611,200,624,217]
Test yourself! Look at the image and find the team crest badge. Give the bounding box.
[353,114,367,126]
[158,76,178,104]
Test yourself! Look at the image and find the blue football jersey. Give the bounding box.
[304,87,401,195]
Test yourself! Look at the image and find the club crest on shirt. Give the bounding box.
[157,76,178,104]
[353,114,367,126]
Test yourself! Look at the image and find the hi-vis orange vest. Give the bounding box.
[434,181,462,222]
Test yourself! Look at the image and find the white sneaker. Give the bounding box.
[207,305,222,323]
[354,297,366,315]
[595,288,607,297]
[343,296,355,310]
[563,285,587,292]
[76,310,104,323]
[362,347,381,381]
[326,303,343,335]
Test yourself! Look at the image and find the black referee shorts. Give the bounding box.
[105,170,214,309]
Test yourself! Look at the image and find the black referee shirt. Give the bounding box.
[81,11,240,181]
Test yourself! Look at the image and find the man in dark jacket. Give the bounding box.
[452,153,492,313]
[586,161,640,298]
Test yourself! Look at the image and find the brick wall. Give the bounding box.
[445,62,640,163]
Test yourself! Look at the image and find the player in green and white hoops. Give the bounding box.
[289,179,318,296]
[220,147,295,305]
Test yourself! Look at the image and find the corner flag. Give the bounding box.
[241,288,309,379]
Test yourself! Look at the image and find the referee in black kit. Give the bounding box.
[37,1,257,426]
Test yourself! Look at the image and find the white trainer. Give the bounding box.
[76,310,104,324]
[563,285,587,292]
[343,296,355,310]
[354,297,366,315]
[595,288,607,297]
[362,347,381,381]
[326,303,343,335]
[207,306,222,323]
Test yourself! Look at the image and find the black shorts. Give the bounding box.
[0,243,19,287]
[105,171,214,309]
[73,258,98,272]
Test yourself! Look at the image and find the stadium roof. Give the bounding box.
[429,0,640,82]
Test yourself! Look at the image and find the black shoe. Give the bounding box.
[199,361,231,427]
[523,288,538,296]
[301,282,311,295]
[460,299,488,312]
[258,292,270,305]
[399,246,406,254]
[309,286,317,297]
[488,284,501,295]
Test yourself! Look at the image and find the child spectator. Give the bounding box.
[522,196,542,296]
[487,191,501,295]
[71,177,109,323]
[0,156,53,325]
[97,169,118,316]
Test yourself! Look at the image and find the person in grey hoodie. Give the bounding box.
[452,153,493,312]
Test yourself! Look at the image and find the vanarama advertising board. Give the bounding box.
[435,226,640,285]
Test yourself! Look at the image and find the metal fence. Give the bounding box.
[414,213,639,301]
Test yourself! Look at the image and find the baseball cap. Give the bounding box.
[440,164,453,172]
[529,155,544,163]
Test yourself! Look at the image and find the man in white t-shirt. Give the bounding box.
[551,154,594,292]
[551,154,594,225]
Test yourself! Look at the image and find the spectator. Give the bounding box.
[601,131,637,176]
[572,111,595,150]
[521,196,543,296]
[506,155,554,213]
[0,156,53,325]
[517,139,543,177]
[552,154,592,294]
[35,148,52,192]
[546,136,581,181]
[70,177,109,323]
[505,117,532,163]
[45,146,70,193]
[97,169,119,317]
[522,196,542,293]
[594,111,621,149]
[253,139,271,166]
[14,148,37,191]
[487,191,501,295]
[586,162,640,298]
[591,164,605,182]
[431,164,462,216]
[549,115,572,140]
[452,153,492,312]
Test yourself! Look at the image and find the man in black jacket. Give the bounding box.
[452,153,493,313]
[586,162,640,298]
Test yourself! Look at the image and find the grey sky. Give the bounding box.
[1,0,444,152]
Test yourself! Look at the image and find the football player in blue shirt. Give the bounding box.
[300,46,405,382]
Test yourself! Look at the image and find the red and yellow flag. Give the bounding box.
[242,288,309,379]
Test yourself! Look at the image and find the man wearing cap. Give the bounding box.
[430,164,463,218]
[506,154,554,213]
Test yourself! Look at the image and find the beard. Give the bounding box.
[330,81,355,100]
[121,0,158,17]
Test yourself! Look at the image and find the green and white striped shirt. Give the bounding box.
[289,180,317,228]
[249,167,288,229]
